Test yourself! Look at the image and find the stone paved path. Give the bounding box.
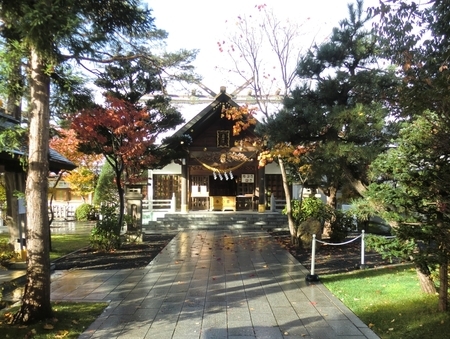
[49,230,379,339]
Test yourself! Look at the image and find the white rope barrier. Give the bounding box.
[305,231,398,282]
[315,234,363,246]
[306,230,367,282]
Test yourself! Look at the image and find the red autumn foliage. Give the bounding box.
[70,96,159,180]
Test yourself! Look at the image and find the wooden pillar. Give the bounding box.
[258,166,266,212]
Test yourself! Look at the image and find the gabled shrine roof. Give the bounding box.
[173,87,240,140]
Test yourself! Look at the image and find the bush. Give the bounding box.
[75,203,97,221]
[286,197,333,227]
[0,239,17,267]
[328,209,352,243]
[285,197,353,244]
[90,205,121,251]
[365,234,414,263]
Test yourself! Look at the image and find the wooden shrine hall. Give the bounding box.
[148,86,285,213]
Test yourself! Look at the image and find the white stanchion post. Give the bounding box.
[311,234,316,275]
[306,234,320,282]
[360,230,366,269]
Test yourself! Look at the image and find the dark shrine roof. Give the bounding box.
[173,89,240,140]
[0,111,77,172]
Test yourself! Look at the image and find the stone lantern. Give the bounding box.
[124,185,143,235]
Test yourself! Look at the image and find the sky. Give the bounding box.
[146,0,379,95]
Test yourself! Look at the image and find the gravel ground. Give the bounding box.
[53,230,402,274]
[53,234,175,270]
[269,230,404,275]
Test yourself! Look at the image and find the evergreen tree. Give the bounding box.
[365,111,450,310]
[93,161,118,206]
[363,0,450,311]
[260,0,399,207]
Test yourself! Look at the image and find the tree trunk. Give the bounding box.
[12,48,53,324]
[279,159,297,245]
[438,261,448,312]
[326,186,337,208]
[342,165,367,197]
[322,185,338,237]
[414,262,437,295]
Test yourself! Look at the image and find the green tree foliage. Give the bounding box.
[364,0,450,312]
[372,1,450,120]
[73,47,195,233]
[260,0,399,207]
[364,111,450,310]
[93,161,118,206]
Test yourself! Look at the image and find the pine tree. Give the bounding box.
[261,0,399,207]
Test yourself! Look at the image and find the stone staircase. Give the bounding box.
[143,211,288,232]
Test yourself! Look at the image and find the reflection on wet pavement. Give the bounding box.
[49,230,379,339]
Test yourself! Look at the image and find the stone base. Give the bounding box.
[305,274,320,282]
[121,232,143,243]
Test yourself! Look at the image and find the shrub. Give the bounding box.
[286,197,333,227]
[75,203,97,221]
[328,209,352,243]
[0,239,16,267]
[285,197,353,244]
[90,204,121,251]
[365,234,414,263]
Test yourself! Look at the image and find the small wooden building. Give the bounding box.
[148,87,286,214]
[0,111,76,243]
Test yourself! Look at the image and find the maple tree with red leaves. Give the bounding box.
[70,96,166,228]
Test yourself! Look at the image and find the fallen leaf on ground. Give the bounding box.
[55,330,69,338]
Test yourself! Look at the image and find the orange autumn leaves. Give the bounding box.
[50,128,103,201]
[221,105,257,136]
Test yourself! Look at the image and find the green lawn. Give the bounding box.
[322,264,450,339]
[0,302,107,338]
[49,233,91,260]
[0,232,90,261]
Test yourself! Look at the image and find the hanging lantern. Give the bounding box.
[224,172,229,180]
[229,171,233,179]
[219,172,223,180]
[213,171,217,180]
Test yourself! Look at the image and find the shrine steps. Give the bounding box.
[143,212,288,231]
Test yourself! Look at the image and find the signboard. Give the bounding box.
[217,130,230,147]
[241,174,254,183]
[48,178,71,189]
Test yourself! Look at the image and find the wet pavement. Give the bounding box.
[46,230,379,339]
